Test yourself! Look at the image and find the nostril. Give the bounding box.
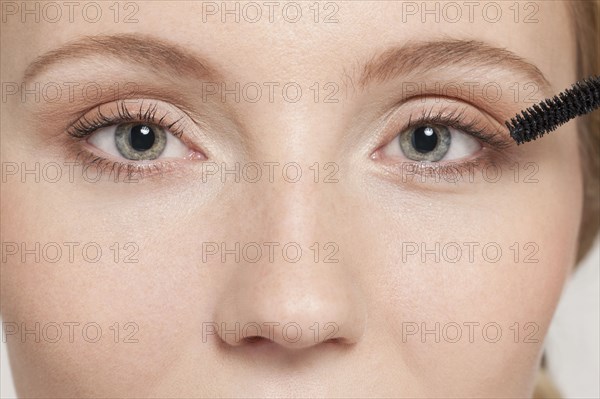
[243,336,269,344]
[323,338,342,344]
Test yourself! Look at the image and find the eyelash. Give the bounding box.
[66,100,193,180]
[400,106,510,149]
[378,106,513,181]
[67,100,186,139]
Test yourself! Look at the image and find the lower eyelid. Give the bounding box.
[376,157,499,191]
[74,148,195,181]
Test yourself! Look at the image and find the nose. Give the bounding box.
[213,182,367,350]
[214,262,367,349]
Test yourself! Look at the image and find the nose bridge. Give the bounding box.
[241,148,346,275]
[211,99,367,349]
[259,170,324,241]
[213,163,366,350]
[243,106,341,245]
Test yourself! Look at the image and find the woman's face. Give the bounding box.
[0,1,583,397]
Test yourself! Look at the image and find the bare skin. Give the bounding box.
[0,1,582,397]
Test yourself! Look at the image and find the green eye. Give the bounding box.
[114,123,168,160]
[399,125,451,162]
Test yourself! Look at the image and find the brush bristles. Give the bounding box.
[506,75,600,144]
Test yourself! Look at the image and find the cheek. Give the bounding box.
[0,173,226,395]
[354,128,582,394]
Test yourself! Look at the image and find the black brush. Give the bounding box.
[506,75,600,144]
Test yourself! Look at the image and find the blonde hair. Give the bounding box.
[572,0,600,263]
[534,1,600,397]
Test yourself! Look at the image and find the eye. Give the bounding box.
[382,123,481,162]
[88,122,190,161]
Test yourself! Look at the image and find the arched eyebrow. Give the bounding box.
[358,39,552,92]
[23,33,221,83]
[23,34,551,95]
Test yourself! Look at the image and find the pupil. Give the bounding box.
[412,126,438,153]
[129,124,156,151]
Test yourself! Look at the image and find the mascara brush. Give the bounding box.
[506,75,600,144]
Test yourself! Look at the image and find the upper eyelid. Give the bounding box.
[404,109,506,148]
[380,98,515,150]
[66,99,210,156]
[39,84,213,136]
[69,100,183,133]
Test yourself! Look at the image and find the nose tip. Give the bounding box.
[216,312,365,350]
[218,321,360,350]
[214,270,367,350]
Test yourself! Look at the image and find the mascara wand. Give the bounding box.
[506,75,600,144]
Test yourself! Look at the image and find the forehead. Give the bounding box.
[1,1,575,87]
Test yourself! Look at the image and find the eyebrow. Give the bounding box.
[23,34,220,82]
[24,34,551,97]
[358,39,551,92]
